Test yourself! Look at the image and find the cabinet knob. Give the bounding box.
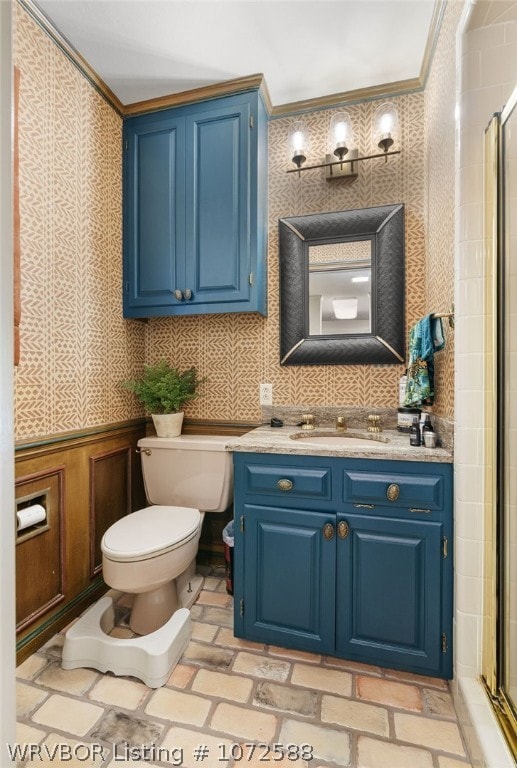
[184,288,193,300]
[323,522,335,541]
[276,478,293,492]
[173,289,184,301]
[386,483,400,502]
[337,520,350,539]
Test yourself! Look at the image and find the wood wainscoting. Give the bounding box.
[15,418,256,663]
[15,419,147,663]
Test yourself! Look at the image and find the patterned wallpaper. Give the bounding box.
[309,241,371,264]
[423,1,462,421]
[14,5,145,441]
[13,1,457,436]
[147,93,427,423]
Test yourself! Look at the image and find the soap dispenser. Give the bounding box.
[409,416,421,447]
[421,414,433,435]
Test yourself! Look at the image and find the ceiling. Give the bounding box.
[35,0,437,109]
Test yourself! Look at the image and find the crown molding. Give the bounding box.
[19,0,445,120]
[270,77,423,118]
[18,0,125,115]
[269,0,445,118]
[123,74,270,117]
[419,0,447,88]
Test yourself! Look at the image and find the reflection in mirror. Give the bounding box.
[308,241,372,335]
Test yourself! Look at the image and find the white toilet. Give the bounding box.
[62,434,233,687]
[102,434,233,635]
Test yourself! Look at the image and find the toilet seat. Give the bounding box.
[101,506,201,563]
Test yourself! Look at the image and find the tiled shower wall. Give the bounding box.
[13,0,458,440]
[452,2,516,766]
[13,4,145,442]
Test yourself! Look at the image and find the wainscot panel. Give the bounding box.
[15,419,147,664]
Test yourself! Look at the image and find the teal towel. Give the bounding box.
[403,315,445,407]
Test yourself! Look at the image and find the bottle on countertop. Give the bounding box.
[421,414,433,434]
[422,414,437,447]
[409,416,422,447]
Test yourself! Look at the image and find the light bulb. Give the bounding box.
[380,113,393,134]
[373,102,399,155]
[292,130,305,152]
[329,112,354,162]
[288,121,309,169]
[334,121,347,143]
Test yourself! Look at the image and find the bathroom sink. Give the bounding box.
[289,431,389,448]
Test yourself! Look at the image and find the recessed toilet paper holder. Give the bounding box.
[16,490,50,544]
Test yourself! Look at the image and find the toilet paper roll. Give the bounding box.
[16,503,46,531]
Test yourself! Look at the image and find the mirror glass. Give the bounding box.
[308,241,372,335]
[279,204,405,365]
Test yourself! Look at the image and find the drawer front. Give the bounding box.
[343,470,444,512]
[244,464,331,501]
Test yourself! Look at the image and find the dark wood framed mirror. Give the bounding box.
[279,204,405,365]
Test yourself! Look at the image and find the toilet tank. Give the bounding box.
[137,435,233,512]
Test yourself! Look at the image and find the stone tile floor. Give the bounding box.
[15,572,473,768]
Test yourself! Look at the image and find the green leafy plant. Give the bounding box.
[122,360,204,414]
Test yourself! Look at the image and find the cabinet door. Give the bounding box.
[336,513,444,675]
[184,101,251,308]
[124,116,186,314]
[241,504,336,653]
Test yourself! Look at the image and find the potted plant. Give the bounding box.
[122,360,204,437]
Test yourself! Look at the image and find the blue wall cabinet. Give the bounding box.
[233,452,453,678]
[123,91,268,318]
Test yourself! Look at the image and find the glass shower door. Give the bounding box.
[502,91,517,713]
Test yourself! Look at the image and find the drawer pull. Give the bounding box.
[323,522,335,541]
[277,478,293,492]
[386,483,400,502]
[354,503,375,509]
[409,507,432,514]
[173,289,184,300]
[337,520,350,539]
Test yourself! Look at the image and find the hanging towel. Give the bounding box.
[403,314,445,407]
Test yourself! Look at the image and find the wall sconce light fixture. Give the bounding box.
[288,120,309,169]
[373,102,399,160]
[325,111,358,179]
[287,102,400,179]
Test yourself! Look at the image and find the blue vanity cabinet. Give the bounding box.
[240,504,337,653]
[123,90,268,318]
[336,513,444,674]
[233,452,453,678]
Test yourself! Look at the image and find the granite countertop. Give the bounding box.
[227,425,453,464]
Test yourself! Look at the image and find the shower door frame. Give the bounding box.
[482,86,517,758]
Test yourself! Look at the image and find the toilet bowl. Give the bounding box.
[62,434,233,685]
[101,505,203,634]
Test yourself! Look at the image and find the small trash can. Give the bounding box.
[222,520,234,595]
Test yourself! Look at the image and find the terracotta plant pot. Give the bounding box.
[151,412,184,438]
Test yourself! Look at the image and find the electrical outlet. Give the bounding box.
[259,383,273,406]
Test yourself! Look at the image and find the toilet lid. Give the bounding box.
[101,505,201,562]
